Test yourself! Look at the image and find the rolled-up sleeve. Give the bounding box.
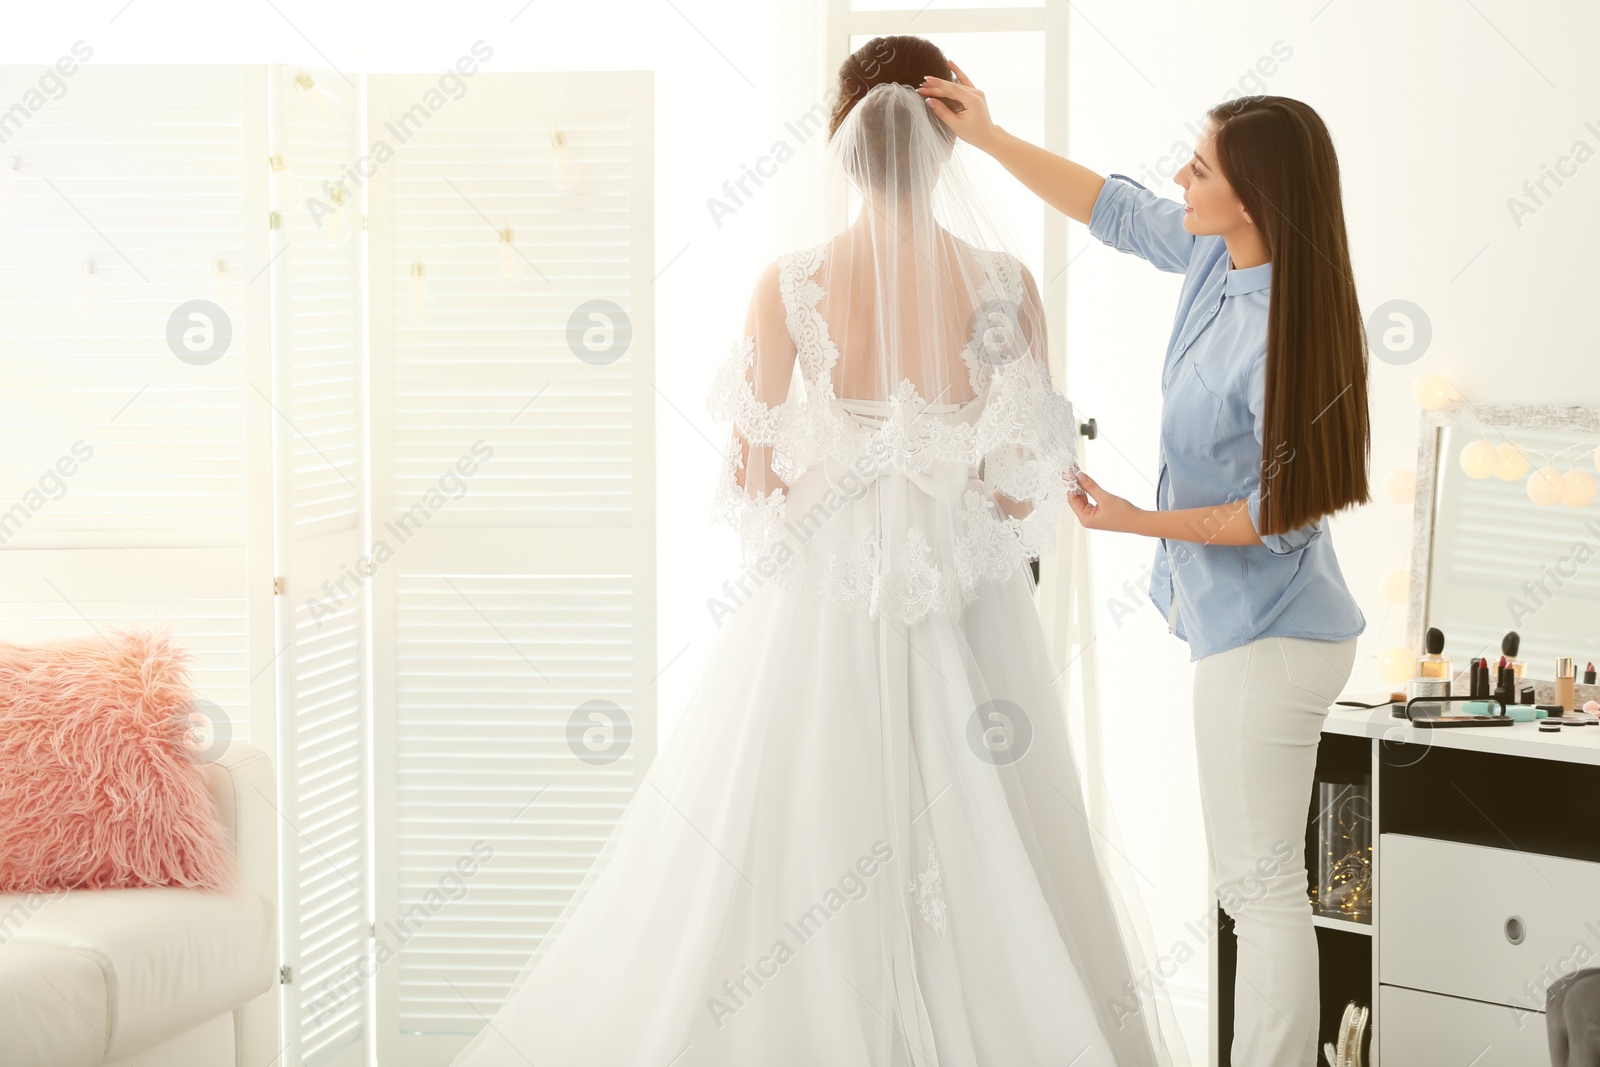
[1245,351,1320,554]
[1247,484,1319,555]
[1087,174,1196,275]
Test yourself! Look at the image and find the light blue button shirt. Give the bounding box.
[1087,174,1366,661]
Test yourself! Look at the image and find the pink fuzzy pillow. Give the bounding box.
[0,625,233,892]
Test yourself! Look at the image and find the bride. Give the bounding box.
[452,35,1182,1067]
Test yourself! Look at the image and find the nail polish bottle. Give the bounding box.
[1417,627,1451,681]
[1501,632,1526,681]
[1556,656,1577,713]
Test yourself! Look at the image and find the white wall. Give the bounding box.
[1064,0,1600,1042]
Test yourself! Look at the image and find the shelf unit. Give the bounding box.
[1212,705,1600,1065]
[1311,914,1371,937]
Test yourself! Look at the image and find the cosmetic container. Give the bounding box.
[1416,626,1450,681]
[1406,676,1450,717]
[1555,656,1576,713]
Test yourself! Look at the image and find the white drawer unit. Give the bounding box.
[1202,717,1600,1067]
[1379,985,1550,1065]
[1380,832,1600,1013]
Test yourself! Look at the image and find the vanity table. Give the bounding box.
[1300,709,1599,1066]
[1211,404,1600,1066]
[1215,714,1600,1066]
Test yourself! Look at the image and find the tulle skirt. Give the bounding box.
[450,545,1170,1067]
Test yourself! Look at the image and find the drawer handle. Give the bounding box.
[1505,916,1526,945]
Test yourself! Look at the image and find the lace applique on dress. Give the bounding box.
[706,240,1081,627]
[909,841,949,941]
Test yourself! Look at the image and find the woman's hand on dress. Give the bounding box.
[916,61,1000,152]
[1067,471,1144,534]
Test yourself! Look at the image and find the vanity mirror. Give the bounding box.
[1409,403,1600,706]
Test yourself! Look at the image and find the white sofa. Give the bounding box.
[0,743,280,1067]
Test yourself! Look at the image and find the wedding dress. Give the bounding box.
[450,80,1179,1067]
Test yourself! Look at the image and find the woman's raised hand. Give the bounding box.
[916,61,1000,152]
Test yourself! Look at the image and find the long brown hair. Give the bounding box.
[1207,96,1370,535]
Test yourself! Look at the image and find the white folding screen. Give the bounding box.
[0,61,368,1066]
[367,70,655,1065]
[0,63,274,748]
[0,61,655,1067]
[268,65,370,1067]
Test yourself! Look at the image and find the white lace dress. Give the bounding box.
[449,242,1172,1067]
[707,242,1081,626]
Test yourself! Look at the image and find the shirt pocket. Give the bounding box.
[1163,362,1224,459]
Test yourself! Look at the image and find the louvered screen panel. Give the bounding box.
[1429,424,1600,669]
[0,108,248,542]
[270,65,369,1067]
[383,96,635,526]
[391,573,638,1029]
[0,585,250,712]
[282,104,364,541]
[286,586,366,1064]
[0,65,270,749]
[368,70,655,1066]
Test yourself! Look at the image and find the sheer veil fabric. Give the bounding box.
[449,80,1186,1066]
[708,80,1083,627]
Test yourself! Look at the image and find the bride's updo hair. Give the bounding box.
[829,36,958,194]
[828,36,955,138]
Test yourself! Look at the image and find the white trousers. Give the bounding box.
[1191,634,1358,1067]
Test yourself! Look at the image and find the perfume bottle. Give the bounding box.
[1417,627,1451,682]
[1500,631,1526,681]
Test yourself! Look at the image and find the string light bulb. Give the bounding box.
[1385,468,1416,506]
[268,154,304,215]
[1379,647,1413,686]
[1458,438,1497,479]
[498,223,521,285]
[323,186,348,246]
[212,258,234,312]
[1528,465,1566,507]
[1411,372,1458,411]
[77,258,101,321]
[1562,469,1597,509]
[1494,441,1529,481]
[295,71,340,126]
[550,128,580,192]
[409,260,431,321]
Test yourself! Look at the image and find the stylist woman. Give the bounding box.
[920,72,1369,1067]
